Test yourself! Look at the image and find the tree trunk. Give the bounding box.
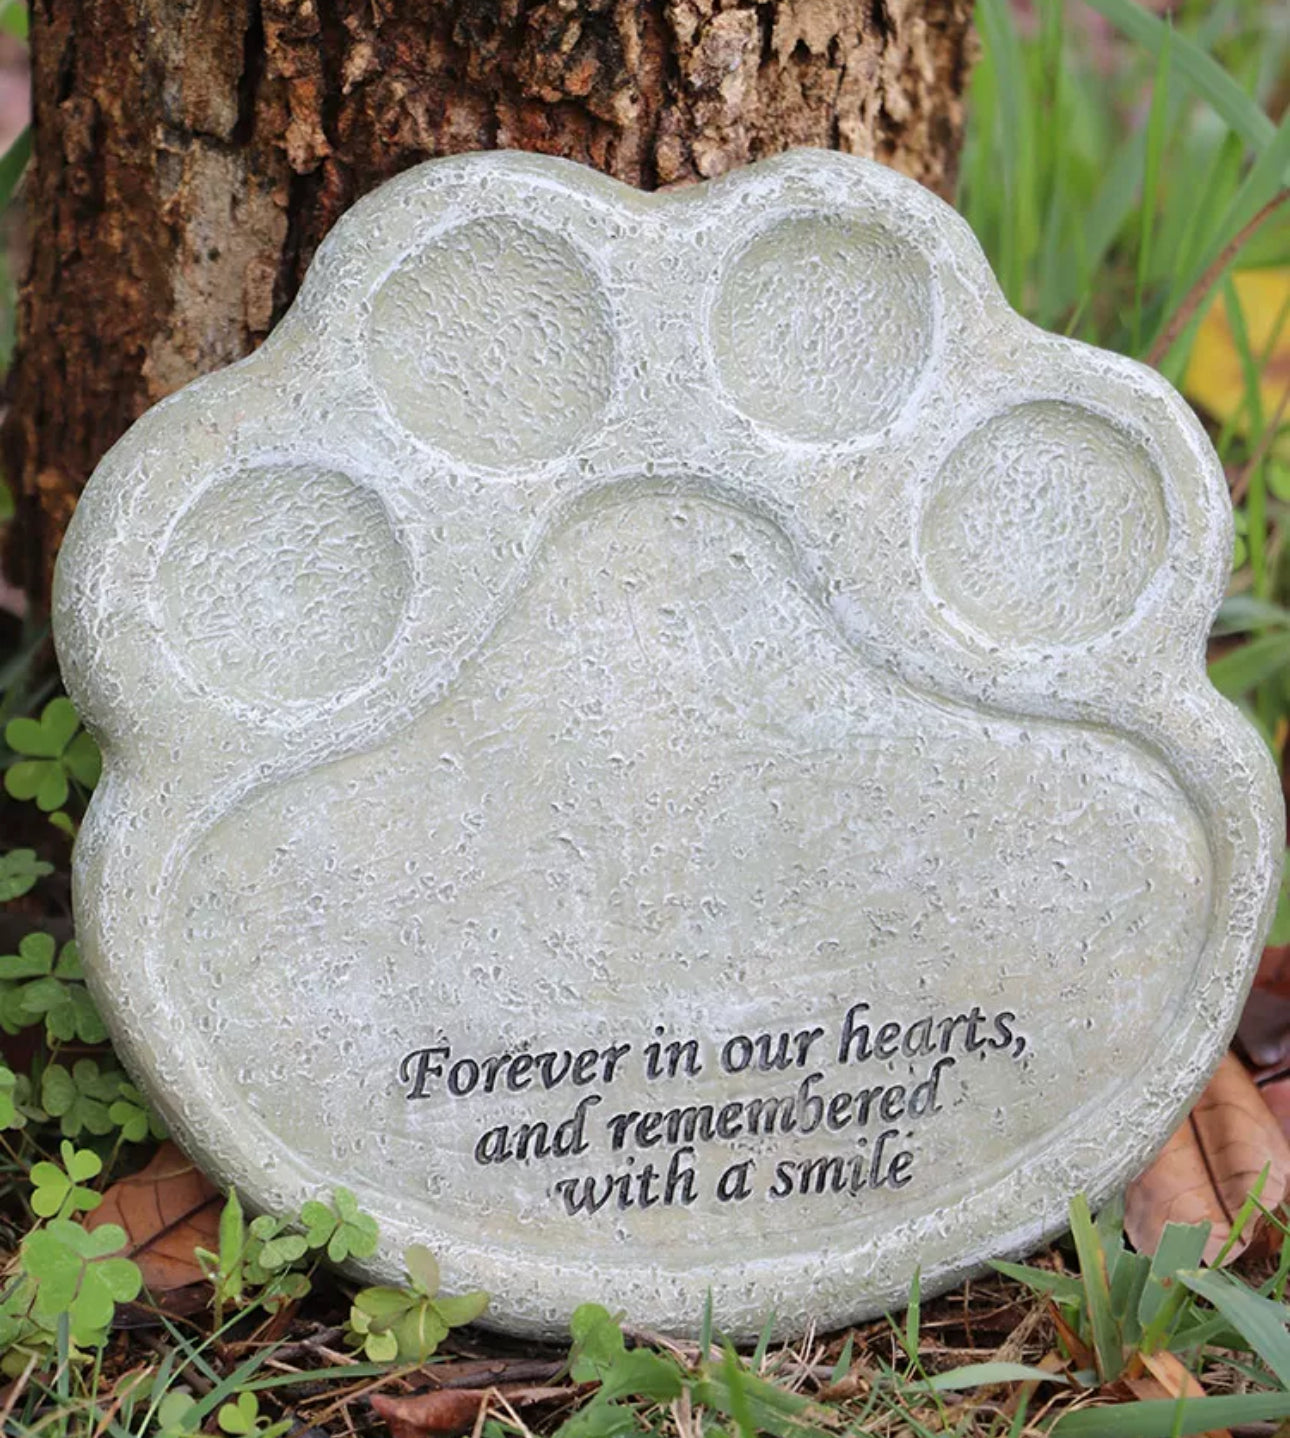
[3,0,975,605]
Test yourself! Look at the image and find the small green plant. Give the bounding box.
[558,1303,827,1438]
[41,1059,127,1139]
[109,1079,167,1143]
[217,1391,292,1438]
[991,1192,1290,1433]
[996,1193,1234,1382]
[299,1184,379,1262]
[0,933,108,1044]
[347,1243,488,1362]
[0,1064,18,1130]
[17,1216,141,1342]
[3,695,100,814]
[0,1143,142,1374]
[0,848,53,901]
[30,1140,104,1219]
[154,1390,206,1438]
[198,1185,385,1323]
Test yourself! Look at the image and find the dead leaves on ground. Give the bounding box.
[86,1139,220,1295]
[1118,1351,1230,1438]
[1125,1052,1290,1262]
[372,1385,579,1438]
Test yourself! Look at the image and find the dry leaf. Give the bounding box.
[1122,1353,1229,1437]
[1237,987,1290,1069]
[1140,1350,1206,1399]
[1183,267,1290,443]
[371,1389,485,1438]
[1047,1301,1093,1372]
[86,1140,221,1292]
[370,1386,573,1438]
[1125,1052,1290,1263]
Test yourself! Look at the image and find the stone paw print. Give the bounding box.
[54,150,1281,1340]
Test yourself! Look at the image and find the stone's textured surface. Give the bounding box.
[368,218,618,467]
[710,216,936,440]
[157,465,413,705]
[920,402,1170,646]
[53,150,1282,1341]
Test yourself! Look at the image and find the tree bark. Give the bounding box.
[3,0,975,604]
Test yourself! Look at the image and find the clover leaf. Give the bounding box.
[30,1141,102,1219]
[21,976,107,1043]
[20,979,106,1052]
[347,1244,487,1362]
[0,849,54,902]
[218,1392,260,1436]
[0,930,59,979]
[567,1304,683,1406]
[155,1391,203,1438]
[41,1060,124,1138]
[20,1217,141,1347]
[0,935,105,1044]
[5,697,101,812]
[217,1390,291,1438]
[247,1214,309,1273]
[328,1187,379,1261]
[0,1065,17,1130]
[0,1276,51,1377]
[300,1187,378,1263]
[108,1081,167,1143]
[569,1302,629,1382]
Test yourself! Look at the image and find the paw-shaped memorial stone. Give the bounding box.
[53,150,1282,1339]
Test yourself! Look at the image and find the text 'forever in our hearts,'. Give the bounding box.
[398,1002,1030,1214]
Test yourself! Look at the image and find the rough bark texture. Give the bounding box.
[4,0,975,603]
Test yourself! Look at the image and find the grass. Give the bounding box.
[962,0,1290,759]
[0,0,1288,1434]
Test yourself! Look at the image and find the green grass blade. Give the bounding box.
[1055,129,1145,323]
[1069,1192,1123,1382]
[1138,1222,1210,1339]
[917,1362,1069,1391]
[1150,110,1290,368]
[1110,1251,1151,1351]
[1178,1269,1290,1386]
[1209,1164,1270,1269]
[1052,1391,1290,1436]
[1133,24,1172,354]
[1220,276,1266,447]
[975,0,1037,307]
[829,1333,854,1385]
[1213,596,1290,635]
[751,1312,774,1370]
[186,1347,276,1425]
[721,1346,757,1438]
[1082,0,1276,158]
[905,1267,921,1360]
[991,1258,1084,1304]
[0,0,26,40]
[1208,631,1290,696]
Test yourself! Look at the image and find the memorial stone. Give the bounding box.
[52,150,1283,1339]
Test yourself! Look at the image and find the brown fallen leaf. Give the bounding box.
[1125,1052,1290,1264]
[1256,1062,1290,1146]
[1122,1352,1229,1438]
[86,1141,221,1292]
[1237,987,1290,1070]
[1047,1301,1094,1371]
[371,1386,575,1438]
